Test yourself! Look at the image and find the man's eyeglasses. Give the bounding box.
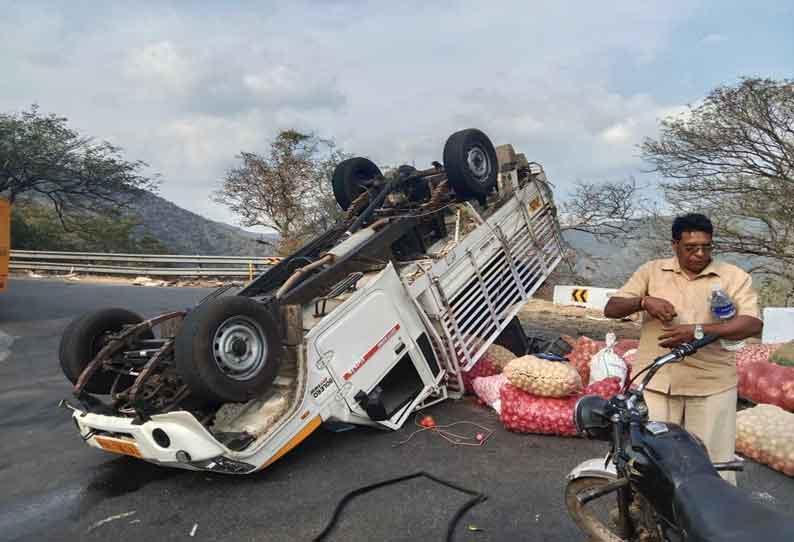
[676,243,713,254]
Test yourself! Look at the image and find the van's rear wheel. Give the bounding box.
[175,297,282,403]
[59,308,153,394]
[332,157,382,211]
[443,129,498,200]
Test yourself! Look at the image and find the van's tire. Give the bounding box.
[443,129,498,200]
[332,157,382,211]
[59,308,153,394]
[175,297,282,403]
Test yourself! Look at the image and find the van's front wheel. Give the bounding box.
[175,297,282,403]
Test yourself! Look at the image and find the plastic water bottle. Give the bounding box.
[710,285,736,319]
[710,284,744,351]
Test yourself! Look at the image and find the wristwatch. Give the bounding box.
[694,324,704,340]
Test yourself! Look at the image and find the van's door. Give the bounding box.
[314,265,437,429]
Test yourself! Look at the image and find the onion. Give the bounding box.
[499,384,578,436]
[504,356,582,398]
[736,405,794,477]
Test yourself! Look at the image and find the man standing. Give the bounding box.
[604,213,762,484]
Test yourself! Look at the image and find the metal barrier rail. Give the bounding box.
[10,250,283,278]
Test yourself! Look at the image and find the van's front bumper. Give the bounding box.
[70,408,257,473]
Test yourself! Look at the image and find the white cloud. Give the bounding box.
[602,121,634,144]
[125,41,192,91]
[122,41,346,116]
[243,66,346,109]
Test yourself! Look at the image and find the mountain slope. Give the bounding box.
[126,191,278,256]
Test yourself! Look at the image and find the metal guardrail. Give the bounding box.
[10,250,283,278]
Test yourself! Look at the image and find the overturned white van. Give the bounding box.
[60,129,565,473]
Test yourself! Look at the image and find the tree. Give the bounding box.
[0,105,158,225]
[559,177,646,241]
[642,77,794,285]
[213,130,347,254]
[552,177,656,287]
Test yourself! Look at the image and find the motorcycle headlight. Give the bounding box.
[573,395,611,441]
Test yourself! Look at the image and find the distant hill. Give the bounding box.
[126,191,278,256]
[562,229,650,288]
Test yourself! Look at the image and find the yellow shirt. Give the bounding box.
[614,257,760,396]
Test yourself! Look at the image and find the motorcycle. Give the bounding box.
[566,335,794,542]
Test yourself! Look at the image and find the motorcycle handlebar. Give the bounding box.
[687,334,721,352]
[656,334,720,365]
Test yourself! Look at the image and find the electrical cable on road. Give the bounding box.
[312,471,487,542]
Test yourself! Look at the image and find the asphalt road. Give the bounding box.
[1,278,792,542]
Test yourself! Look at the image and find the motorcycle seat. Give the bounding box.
[673,474,794,542]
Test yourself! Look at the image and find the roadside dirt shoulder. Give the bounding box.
[518,298,641,340]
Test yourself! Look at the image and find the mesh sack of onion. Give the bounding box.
[499,377,622,436]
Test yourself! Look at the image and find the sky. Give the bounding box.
[2,1,793,233]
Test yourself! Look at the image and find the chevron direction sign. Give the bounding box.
[571,288,589,303]
[553,285,618,310]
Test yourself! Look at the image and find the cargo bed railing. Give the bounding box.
[413,174,564,382]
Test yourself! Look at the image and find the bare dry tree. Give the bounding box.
[213,130,347,254]
[642,77,794,286]
[559,177,646,241]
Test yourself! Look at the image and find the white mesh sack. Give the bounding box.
[589,332,628,385]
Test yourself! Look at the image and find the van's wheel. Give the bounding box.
[443,129,498,200]
[59,308,154,394]
[332,157,382,211]
[175,296,282,403]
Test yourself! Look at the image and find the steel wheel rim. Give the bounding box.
[212,316,268,381]
[466,145,491,182]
